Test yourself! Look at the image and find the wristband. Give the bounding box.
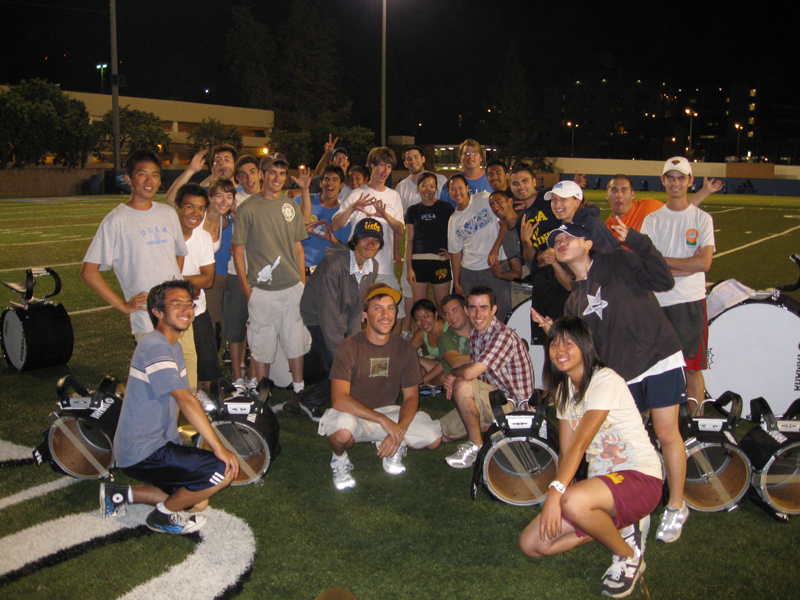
[548,480,566,494]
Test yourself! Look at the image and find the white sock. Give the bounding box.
[157,501,175,515]
[293,381,305,393]
[126,486,133,504]
[332,451,348,463]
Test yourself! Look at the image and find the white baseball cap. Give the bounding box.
[662,156,692,176]
[544,180,584,201]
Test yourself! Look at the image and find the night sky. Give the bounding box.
[1,0,795,143]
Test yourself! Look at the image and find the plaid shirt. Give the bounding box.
[471,317,535,408]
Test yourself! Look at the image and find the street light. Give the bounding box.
[96,63,108,94]
[735,123,742,161]
[685,108,697,156]
[567,122,578,157]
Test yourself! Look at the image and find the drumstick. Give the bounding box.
[52,417,111,479]
[691,448,733,506]
[495,440,545,500]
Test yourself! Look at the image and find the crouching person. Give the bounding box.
[318,284,442,490]
[100,280,239,534]
[519,317,662,598]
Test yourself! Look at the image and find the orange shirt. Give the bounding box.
[606,198,664,239]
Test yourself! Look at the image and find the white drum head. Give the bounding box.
[704,302,800,416]
[1,309,26,370]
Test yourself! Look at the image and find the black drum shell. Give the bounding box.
[1,303,74,371]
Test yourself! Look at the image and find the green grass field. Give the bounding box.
[1,193,800,600]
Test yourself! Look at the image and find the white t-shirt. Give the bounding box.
[182,227,215,315]
[447,191,506,270]
[557,368,662,480]
[641,204,715,307]
[395,173,448,216]
[336,185,404,276]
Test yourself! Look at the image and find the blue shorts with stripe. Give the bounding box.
[121,442,226,496]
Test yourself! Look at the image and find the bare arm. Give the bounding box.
[450,250,463,295]
[80,262,145,314]
[166,150,207,206]
[294,240,306,285]
[690,177,723,207]
[441,349,471,371]
[231,244,251,301]
[490,256,523,282]
[488,221,508,267]
[405,223,417,284]
[184,263,215,291]
[520,219,539,266]
[664,245,713,276]
[450,360,488,382]
[313,134,338,178]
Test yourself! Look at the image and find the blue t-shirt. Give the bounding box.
[214,214,233,275]
[438,172,493,207]
[113,331,188,468]
[294,194,352,267]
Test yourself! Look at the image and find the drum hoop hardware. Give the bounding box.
[51,416,111,479]
[211,421,261,483]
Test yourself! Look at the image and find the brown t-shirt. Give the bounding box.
[330,331,423,409]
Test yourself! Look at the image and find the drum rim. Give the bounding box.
[1,307,26,370]
[708,295,800,325]
[196,417,271,486]
[683,441,751,512]
[752,440,800,515]
[482,435,559,507]
[47,415,114,480]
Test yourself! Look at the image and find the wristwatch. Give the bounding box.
[548,480,566,494]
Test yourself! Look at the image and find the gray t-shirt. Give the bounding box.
[83,202,187,334]
[231,193,308,291]
[113,331,188,468]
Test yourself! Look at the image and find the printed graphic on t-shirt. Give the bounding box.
[454,208,493,244]
[282,203,296,222]
[369,357,389,378]
[685,228,698,246]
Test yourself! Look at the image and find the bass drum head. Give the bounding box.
[684,442,751,512]
[197,419,271,486]
[482,436,559,506]
[755,441,800,515]
[47,416,114,479]
[505,299,545,389]
[704,300,800,417]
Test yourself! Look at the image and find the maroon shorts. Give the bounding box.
[567,470,663,538]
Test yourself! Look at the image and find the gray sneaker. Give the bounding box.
[146,508,207,535]
[622,514,650,555]
[445,442,479,468]
[331,453,356,490]
[656,502,689,543]
[600,546,644,598]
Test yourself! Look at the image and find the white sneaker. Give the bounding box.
[445,442,479,468]
[232,378,249,395]
[378,443,407,475]
[331,453,356,490]
[656,501,689,543]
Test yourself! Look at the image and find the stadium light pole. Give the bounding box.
[685,108,697,156]
[96,64,107,94]
[110,0,121,171]
[381,0,386,146]
[735,123,742,162]
[567,122,577,157]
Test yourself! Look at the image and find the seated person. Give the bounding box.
[519,317,662,598]
[317,284,442,490]
[100,280,238,534]
[409,299,448,395]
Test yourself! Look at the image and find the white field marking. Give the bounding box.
[707,207,745,215]
[0,477,79,511]
[0,260,84,273]
[0,221,102,233]
[784,215,800,219]
[4,236,93,247]
[0,439,34,461]
[714,224,800,259]
[0,504,256,600]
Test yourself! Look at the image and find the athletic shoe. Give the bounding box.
[195,389,216,412]
[378,443,407,475]
[431,386,444,397]
[621,514,650,556]
[299,403,324,423]
[445,442,479,468]
[99,483,128,518]
[146,508,207,535]
[246,377,258,394]
[232,378,249,395]
[600,546,644,598]
[331,453,356,490]
[419,384,434,398]
[282,390,303,415]
[656,501,690,543]
[222,346,231,364]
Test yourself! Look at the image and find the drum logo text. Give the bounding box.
[795,353,800,391]
[90,397,115,419]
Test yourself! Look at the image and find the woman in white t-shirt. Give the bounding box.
[519,316,662,598]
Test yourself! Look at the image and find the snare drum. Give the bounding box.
[505,299,545,388]
[703,296,800,417]
[1,302,74,371]
[196,398,280,486]
[33,376,124,479]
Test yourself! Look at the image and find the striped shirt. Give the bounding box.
[471,317,535,408]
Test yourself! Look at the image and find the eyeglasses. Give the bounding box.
[166,301,195,310]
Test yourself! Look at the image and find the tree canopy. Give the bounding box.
[187,117,243,159]
[0,79,93,169]
[92,106,171,158]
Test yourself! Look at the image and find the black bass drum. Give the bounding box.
[1,303,74,371]
[505,298,546,390]
[703,295,800,417]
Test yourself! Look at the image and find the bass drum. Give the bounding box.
[1,303,74,371]
[505,299,545,388]
[196,401,280,486]
[703,297,800,417]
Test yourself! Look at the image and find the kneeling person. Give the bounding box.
[101,280,239,534]
[319,284,442,490]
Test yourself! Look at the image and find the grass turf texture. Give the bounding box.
[2,194,800,599]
